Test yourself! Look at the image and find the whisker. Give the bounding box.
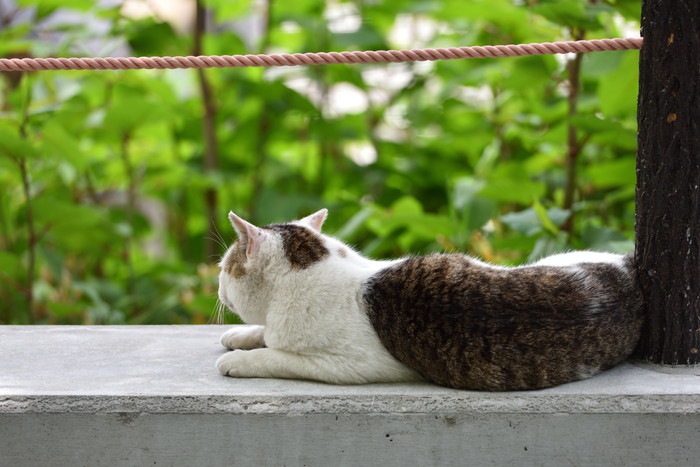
[208,253,224,263]
[206,234,229,253]
[210,222,231,252]
[209,298,227,325]
[219,299,229,325]
[219,299,228,325]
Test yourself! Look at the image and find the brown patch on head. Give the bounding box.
[265,224,329,269]
[222,240,247,278]
[337,247,348,258]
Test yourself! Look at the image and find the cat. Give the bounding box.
[215,209,643,391]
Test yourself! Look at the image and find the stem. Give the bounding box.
[249,0,273,221]
[170,127,189,251]
[194,0,219,261]
[119,132,136,302]
[0,190,9,253]
[314,17,332,196]
[249,114,270,220]
[17,76,37,323]
[18,156,36,323]
[562,30,586,235]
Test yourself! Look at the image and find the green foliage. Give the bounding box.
[0,0,640,324]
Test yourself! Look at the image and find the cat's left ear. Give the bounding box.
[299,208,328,232]
[228,211,268,257]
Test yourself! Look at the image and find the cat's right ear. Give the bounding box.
[228,212,267,257]
[300,208,328,232]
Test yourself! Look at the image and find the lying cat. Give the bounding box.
[215,209,643,390]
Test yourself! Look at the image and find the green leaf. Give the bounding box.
[17,0,92,17]
[31,198,112,254]
[39,120,86,168]
[105,99,164,134]
[527,233,569,262]
[451,177,496,231]
[366,196,453,246]
[0,252,22,279]
[501,209,542,236]
[585,158,636,188]
[501,206,569,237]
[17,0,92,8]
[581,225,633,253]
[531,0,602,29]
[47,302,85,319]
[609,0,642,20]
[391,196,423,217]
[582,51,626,80]
[533,200,559,235]
[124,19,183,57]
[332,24,386,50]
[0,122,37,160]
[335,205,376,241]
[204,0,255,20]
[598,52,639,117]
[480,164,546,204]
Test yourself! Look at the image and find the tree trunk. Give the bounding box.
[634,0,700,364]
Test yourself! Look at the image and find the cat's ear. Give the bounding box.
[228,211,267,257]
[300,208,328,232]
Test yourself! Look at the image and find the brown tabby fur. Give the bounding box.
[363,253,643,390]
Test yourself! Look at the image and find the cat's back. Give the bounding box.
[363,253,643,390]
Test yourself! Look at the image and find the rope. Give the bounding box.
[0,38,642,72]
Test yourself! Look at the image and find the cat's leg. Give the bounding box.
[216,348,349,384]
[220,325,266,350]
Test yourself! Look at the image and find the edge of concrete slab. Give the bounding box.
[1,325,699,416]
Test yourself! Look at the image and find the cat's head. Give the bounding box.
[217,209,330,324]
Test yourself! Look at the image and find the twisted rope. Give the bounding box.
[0,38,642,72]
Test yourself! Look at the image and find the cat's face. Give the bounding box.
[217,209,328,324]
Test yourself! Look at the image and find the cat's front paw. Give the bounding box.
[216,350,252,377]
[220,325,265,350]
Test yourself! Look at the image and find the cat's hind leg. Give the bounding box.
[216,348,351,384]
[220,325,265,350]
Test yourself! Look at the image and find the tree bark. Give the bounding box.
[634,0,700,364]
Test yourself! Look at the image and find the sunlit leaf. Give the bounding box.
[0,252,22,279]
[531,0,602,29]
[0,122,37,160]
[585,158,636,188]
[598,52,639,117]
[480,163,547,204]
[39,120,86,168]
[533,200,560,235]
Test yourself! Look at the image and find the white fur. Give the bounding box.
[220,325,265,350]
[532,250,624,267]
[216,216,422,384]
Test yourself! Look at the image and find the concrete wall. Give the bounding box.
[1,326,699,466]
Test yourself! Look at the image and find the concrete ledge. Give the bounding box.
[1,325,700,466]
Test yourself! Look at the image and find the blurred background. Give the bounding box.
[0,0,640,324]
